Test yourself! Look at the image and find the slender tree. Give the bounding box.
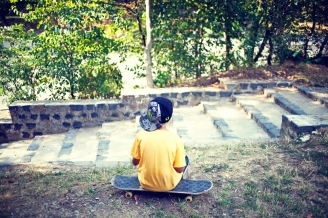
[145,0,154,88]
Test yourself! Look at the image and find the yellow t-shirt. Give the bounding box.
[130,129,186,192]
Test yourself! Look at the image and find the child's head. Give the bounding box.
[139,97,173,131]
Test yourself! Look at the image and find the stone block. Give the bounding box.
[62,122,71,128]
[91,112,99,118]
[52,114,60,120]
[97,104,106,110]
[18,114,26,120]
[253,114,268,123]
[29,104,46,114]
[70,105,84,111]
[30,114,38,120]
[65,114,73,119]
[181,92,190,98]
[111,112,119,118]
[219,91,232,97]
[240,83,249,90]
[22,106,30,112]
[14,124,23,130]
[267,82,277,88]
[191,92,202,97]
[160,93,170,97]
[40,114,50,121]
[250,83,258,90]
[205,92,217,97]
[171,93,178,98]
[87,105,95,110]
[257,83,268,88]
[22,132,30,138]
[33,132,43,136]
[267,128,281,138]
[277,82,289,87]
[149,94,157,98]
[224,83,238,90]
[73,121,82,129]
[26,123,36,129]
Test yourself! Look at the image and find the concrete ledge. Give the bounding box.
[270,93,307,115]
[294,85,328,108]
[281,114,328,140]
[220,80,292,91]
[203,104,239,139]
[232,96,280,138]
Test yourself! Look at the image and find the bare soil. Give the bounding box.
[176,61,328,89]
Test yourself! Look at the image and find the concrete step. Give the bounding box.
[232,94,289,138]
[203,99,271,140]
[0,106,231,166]
[267,87,328,115]
[295,86,328,106]
[172,105,224,147]
[0,121,136,166]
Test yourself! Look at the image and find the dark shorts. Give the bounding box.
[183,156,189,173]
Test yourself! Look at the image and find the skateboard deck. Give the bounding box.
[112,175,213,201]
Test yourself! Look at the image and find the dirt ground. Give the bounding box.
[176,61,328,89]
[0,130,327,217]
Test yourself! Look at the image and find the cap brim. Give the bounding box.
[139,112,162,131]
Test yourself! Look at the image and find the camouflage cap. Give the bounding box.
[139,97,173,131]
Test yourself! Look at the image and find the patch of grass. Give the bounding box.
[155,209,165,217]
[115,164,134,175]
[220,190,229,197]
[244,181,259,197]
[86,187,95,195]
[204,163,229,173]
[217,197,231,207]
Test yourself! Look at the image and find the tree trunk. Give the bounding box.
[303,1,316,59]
[245,21,259,67]
[224,32,232,71]
[145,0,154,88]
[267,37,273,66]
[224,0,233,71]
[311,33,328,60]
[254,28,271,63]
[136,15,146,47]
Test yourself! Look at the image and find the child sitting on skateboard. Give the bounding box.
[130,97,189,192]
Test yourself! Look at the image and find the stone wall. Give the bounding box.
[281,114,328,141]
[0,88,225,143]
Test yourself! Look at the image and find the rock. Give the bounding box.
[300,134,310,142]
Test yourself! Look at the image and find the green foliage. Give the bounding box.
[1,0,123,103]
[78,62,122,99]
[1,0,328,96]
[153,70,172,88]
[0,24,41,104]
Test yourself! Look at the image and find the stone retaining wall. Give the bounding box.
[0,89,223,143]
[281,115,328,141]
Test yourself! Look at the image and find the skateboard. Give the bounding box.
[111,175,213,202]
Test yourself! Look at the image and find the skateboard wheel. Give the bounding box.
[185,196,192,202]
[125,191,133,198]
